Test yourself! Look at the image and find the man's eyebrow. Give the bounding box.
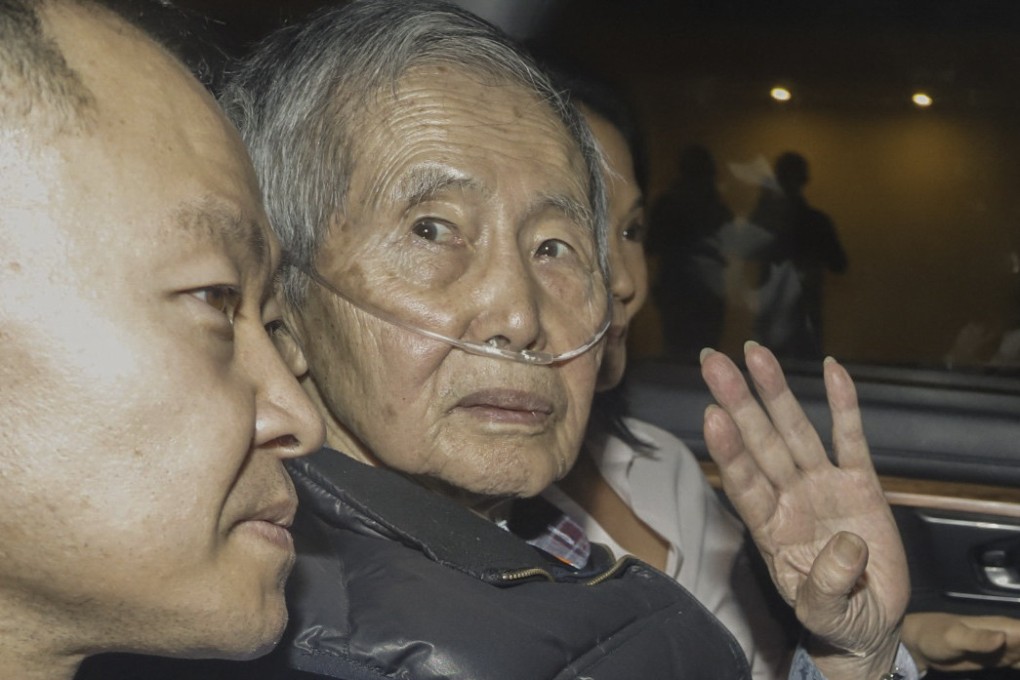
[389,163,485,209]
[171,199,269,268]
[530,192,595,234]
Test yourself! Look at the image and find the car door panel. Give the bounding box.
[626,358,1020,660]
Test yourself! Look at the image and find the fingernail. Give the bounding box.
[743,340,760,353]
[824,356,836,366]
[834,533,862,568]
[699,347,715,364]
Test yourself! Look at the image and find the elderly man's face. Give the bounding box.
[0,3,322,665]
[296,67,601,498]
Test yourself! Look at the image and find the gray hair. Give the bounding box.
[219,0,608,305]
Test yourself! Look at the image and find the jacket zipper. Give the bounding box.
[499,567,555,583]
[498,556,631,586]
[583,557,629,586]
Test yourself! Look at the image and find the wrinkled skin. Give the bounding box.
[292,67,601,500]
[700,342,909,679]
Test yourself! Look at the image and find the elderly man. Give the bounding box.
[214,4,744,678]
[187,1,915,679]
[0,1,323,679]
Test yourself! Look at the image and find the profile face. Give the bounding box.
[0,4,322,660]
[295,66,602,498]
[584,111,649,391]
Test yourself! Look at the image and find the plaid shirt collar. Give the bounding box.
[504,495,592,569]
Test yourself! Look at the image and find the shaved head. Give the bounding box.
[0,0,95,133]
[0,0,219,136]
[0,1,321,678]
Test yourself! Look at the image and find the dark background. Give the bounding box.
[174,0,1020,370]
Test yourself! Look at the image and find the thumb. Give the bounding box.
[796,532,869,642]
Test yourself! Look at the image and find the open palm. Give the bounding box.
[700,342,910,677]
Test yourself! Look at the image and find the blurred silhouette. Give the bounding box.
[648,144,733,360]
[749,152,847,358]
[945,320,1020,372]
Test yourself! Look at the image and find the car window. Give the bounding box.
[529,0,1020,383]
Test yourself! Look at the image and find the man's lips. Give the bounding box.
[237,496,298,550]
[454,389,554,424]
[249,496,298,528]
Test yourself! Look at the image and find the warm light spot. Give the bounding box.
[770,86,792,102]
[912,92,933,107]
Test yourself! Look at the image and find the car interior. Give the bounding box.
[180,1,1020,676]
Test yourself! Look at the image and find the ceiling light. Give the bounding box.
[770,86,792,102]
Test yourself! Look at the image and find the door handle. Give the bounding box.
[978,541,1020,592]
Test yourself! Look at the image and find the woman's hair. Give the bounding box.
[588,378,652,452]
[553,70,649,195]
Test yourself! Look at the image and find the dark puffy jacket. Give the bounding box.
[75,448,750,680]
[272,449,750,679]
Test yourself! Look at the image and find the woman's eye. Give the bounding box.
[265,318,286,337]
[191,285,241,323]
[535,239,573,259]
[622,220,646,243]
[411,218,455,244]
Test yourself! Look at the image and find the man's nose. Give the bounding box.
[465,246,545,354]
[250,332,325,459]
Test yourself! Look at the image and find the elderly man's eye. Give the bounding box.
[191,285,241,323]
[535,239,574,259]
[411,218,454,243]
[264,318,306,375]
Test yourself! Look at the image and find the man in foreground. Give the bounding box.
[0,2,322,678]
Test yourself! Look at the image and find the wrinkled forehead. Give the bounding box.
[348,65,591,223]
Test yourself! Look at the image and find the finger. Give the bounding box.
[944,622,1006,655]
[744,341,828,471]
[794,532,869,648]
[962,615,1020,635]
[703,404,777,531]
[823,356,874,471]
[700,347,797,486]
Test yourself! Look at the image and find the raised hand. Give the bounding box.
[699,342,910,679]
[903,612,1020,672]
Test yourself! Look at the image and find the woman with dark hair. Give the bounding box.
[538,81,795,678]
